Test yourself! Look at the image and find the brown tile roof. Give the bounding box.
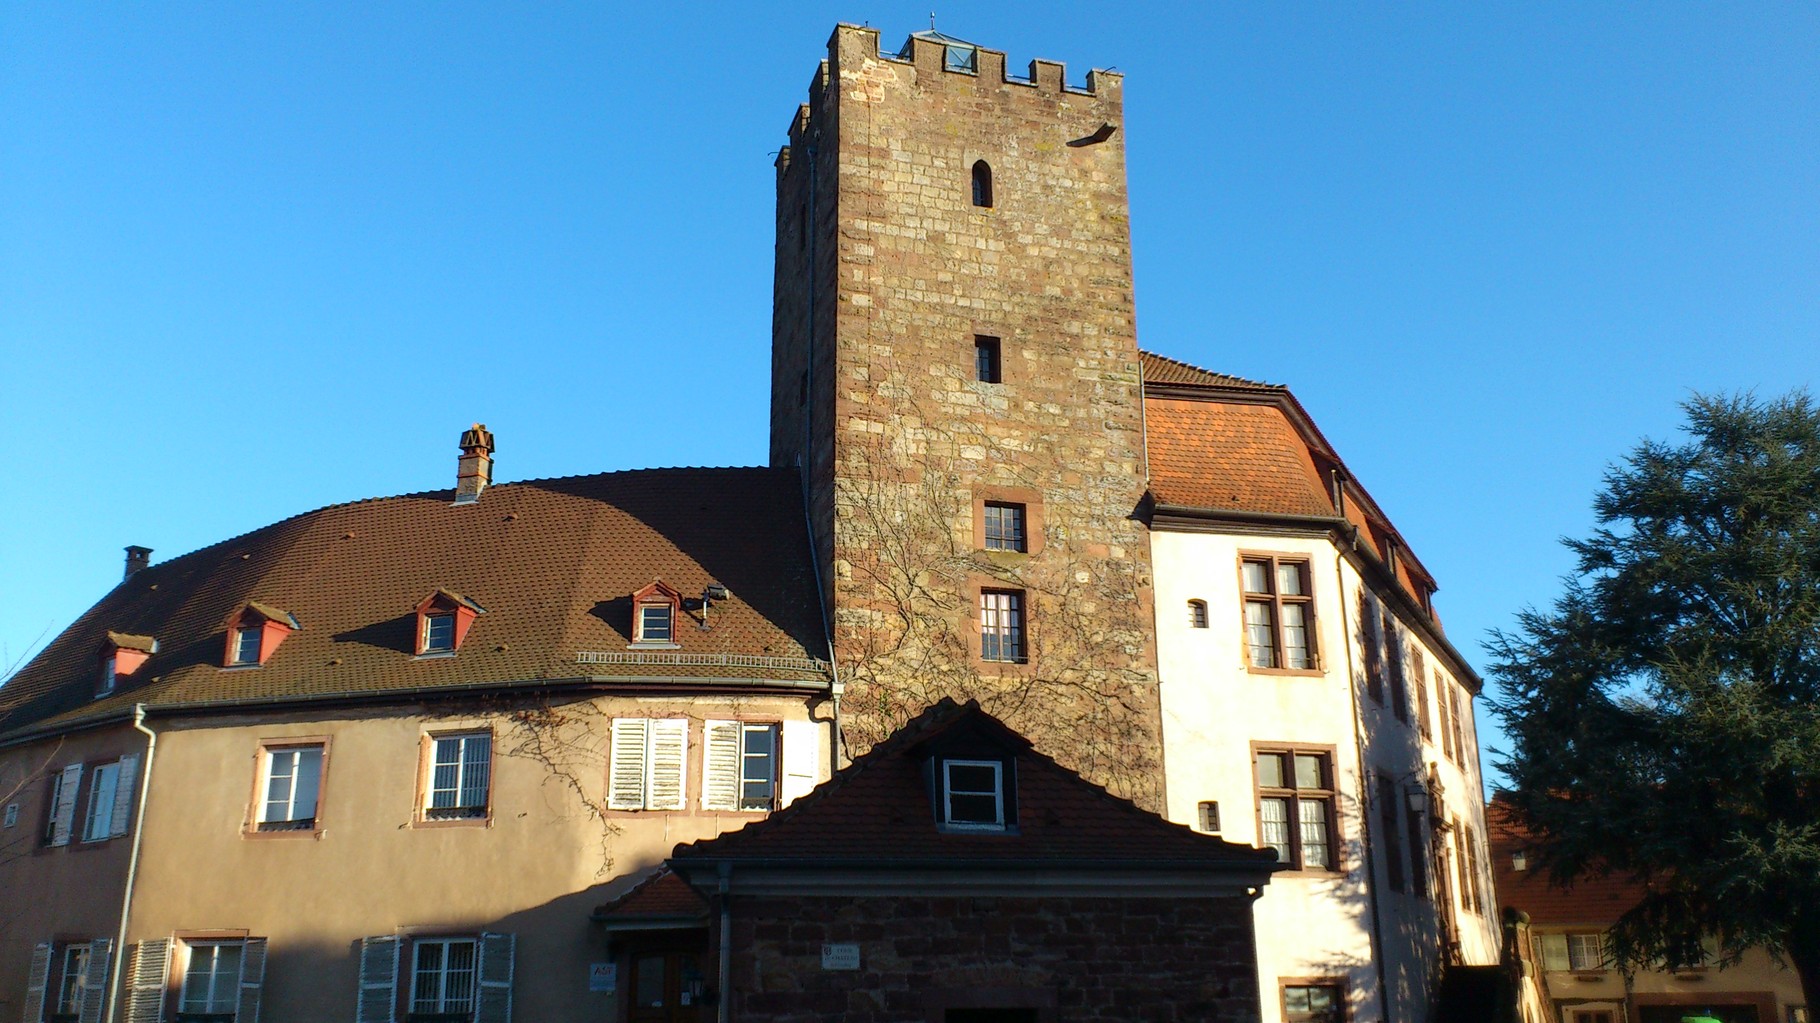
[1,468,829,739]
[592,868,708,924]
[1146,397,1335,517]
[1139,351,1280,391]
[105,632,158,653]
[1488,801,1648,926]
[670,699,1279,869]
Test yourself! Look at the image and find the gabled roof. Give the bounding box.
[670,699,1278,870]
[590,867,708,928]
[1,468,829,740]
[104,632,157,654]
[239,602,301,630]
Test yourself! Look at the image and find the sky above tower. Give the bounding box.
[3,4,1816,789]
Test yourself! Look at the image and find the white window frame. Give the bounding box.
[410,937,479,1016]
[609,718,688,811]
[634,602,675,644]
[55,942,92,1016]
[1540,932,1609,972]
[81,762,120,843]
[178,940,245,1017]
[258,744,325,831]
[231,625,263,666]
[702,721,779,812]
[421,612,457,655]
[941,759,1006,831]
[425,732,491,820]
[99,655,117,697]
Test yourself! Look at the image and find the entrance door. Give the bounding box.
[628,951,706,1023]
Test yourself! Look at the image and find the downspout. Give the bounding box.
[799,132,845,778]
[106,705,157,1023]
[717,863,733,1023]
[1335,513,1393,1023]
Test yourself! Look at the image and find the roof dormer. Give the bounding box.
[98,631,157,698]
[629,580,683,649]
[414,589,485,657]
[916,716,1026,834]
[222,602,301,668]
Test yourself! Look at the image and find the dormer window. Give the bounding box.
[413,589,485,657]
[941,759,1006,831]
[97,632,156,699]
[222,602,300,668]
[630,580,684,648]
[99,657,117,697]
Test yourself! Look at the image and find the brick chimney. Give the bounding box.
[124,545,152,580]
[454,424,496,504]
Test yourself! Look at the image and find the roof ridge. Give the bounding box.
[1138,349,1283,391]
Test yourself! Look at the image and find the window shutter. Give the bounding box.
[647,720,687,811]
[110,754,140,838]
[1539,933,1570,972]
[475,932,514,1023]
[50,765,82,847]
[608,719,649,810]
[236,938,267,1023]
[356,936,399,1023]
[22,942,51,1023]
[77,938,111,1023]
[122,939,169,1023]
[702,721,740,811]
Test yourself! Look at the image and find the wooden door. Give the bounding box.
[627,951,706,1023]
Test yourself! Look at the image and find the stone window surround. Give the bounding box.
[1250,740,1344,878]
[970,487,1044,555]
[243,735,332,840]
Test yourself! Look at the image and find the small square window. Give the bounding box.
[1188,599,1209,629]
[980,589,1026,663]
[983,502,1026,552]
[232,625,263,665]
[944,44,977,74]
[636,603,674,644]
[942,759,1005,830]
[422,613,456,654]
[1197,800,1220,832]
[974,335,1002,383]
[425,733,491,820]
[1283,983,1343,1022]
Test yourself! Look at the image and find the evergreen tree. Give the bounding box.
[1490,391,1820,1007]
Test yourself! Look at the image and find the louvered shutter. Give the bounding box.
[76,939,110,1023]
[474,933,514,1023]
[122,939,169,1023]
[702,721,741,811]
[110,754,140,838]
[22,942,51,1023]
[235,938,267,1023]
[647,720,687,811]
[356,936,399,1023]
[50,765,82,847]
[608,720,648,810]
[1539,933,1570,972]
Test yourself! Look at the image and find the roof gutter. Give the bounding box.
[669,855,1281,874]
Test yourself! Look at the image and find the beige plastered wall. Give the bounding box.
[1519,927,1804,1023]
[22,690,827,1022]
[1152,527,1500,1023]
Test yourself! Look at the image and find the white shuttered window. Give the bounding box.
[608,719,688,811]
[47,764,82,846]
[702,722,778,812]
[124,939,171,1023]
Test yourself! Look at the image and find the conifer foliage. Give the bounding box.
[1490,391,1820,1007]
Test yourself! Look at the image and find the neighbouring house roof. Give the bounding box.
[670,699,1280,870]
[591,867,709,929]
[0,468,829,741]
[1139,351,1281,392]
[1488,799,1649,927]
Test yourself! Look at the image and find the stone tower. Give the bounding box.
[770,25,1160,803]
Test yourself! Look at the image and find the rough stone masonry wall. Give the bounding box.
[729,893,1263,1023]
[771,25,1162,804]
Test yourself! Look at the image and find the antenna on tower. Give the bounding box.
[929,11,937,30]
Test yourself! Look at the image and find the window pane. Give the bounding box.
[443,941,476,1012]
[1259,797,1292,862]
[235,626,262,663]
[1241,561,1270,593]
[1255,752,1286,788]
[948,793,1001,824]
[740,725,775,809]
[1189,600,1208,628]
[639,604,673,641]
[412,942,445,1011]
[461,736,490,807]
[1299,799,1332,869]
[1277,562,1305,596]
[1294,754,1324,790]
[1245,601,1276,667]
[293,747,322,819]
[634,954,665,1008]
[424,613,455,652]
[1282,604,1311,669]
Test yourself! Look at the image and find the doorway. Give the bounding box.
[628,951,706,1023]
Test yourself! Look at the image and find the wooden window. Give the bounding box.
[1413,648,1432,740]
[1359,595,1384,704]
[45,765,79,846]
[1385,619,1409,722]
[1465,823,1485,913]
[1282,981,1344,1022]
[257,744,324,832]
[980,590,1026,663]
[421,613,456,654]
[1540,932,1609,972]
[425,733,490,820]
[410,938,477,1018]
[636,603,673,643]
[974,335,1002,383]
[230,626,262,666]
[80,754,138,843]
[98,655,117,697]
[983,502,1026,551]
[1376,773,1405,892]
[1406,794,1429,897]
[179,941,245,1019]
[1256,747,1336,871]
[971,160,993,207]
[1450,687,1469,763]
[55,943,92,1019]
[1438,671,1456,761]
[1188,599,1209,629]
[609,718,688,811]
[942,759,1005,831]
[703,721,778,812]
[1241,557,1316,670]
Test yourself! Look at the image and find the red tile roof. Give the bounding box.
[1140,351,1280,391]
[592,868,708,924]
[1,468,829,739]
[1146,397,1335,517]
[1488,801,1649,926]
[670,699,1279,869]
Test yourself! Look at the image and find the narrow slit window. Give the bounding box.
[974,335,1002,383]
[971,161,993,208]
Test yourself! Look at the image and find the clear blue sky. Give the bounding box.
[4,4,1816,788]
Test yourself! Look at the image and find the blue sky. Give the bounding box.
[3,4,1816,786]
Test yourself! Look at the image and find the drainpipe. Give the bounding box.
[717,863,733,1023]
[106,705,157,1023]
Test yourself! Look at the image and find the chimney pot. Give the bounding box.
[124,546,153,580]
[454,423,496,504]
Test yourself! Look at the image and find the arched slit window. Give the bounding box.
[971,161,994,208]
[1188,599,1209,629]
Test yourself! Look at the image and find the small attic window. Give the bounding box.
[945,44,977,74]
[942,759,1005,831]
[232,626,262,665]
[223,602,300,668]
[97,632,156,698]
[99,656,117,697]
[413,589,485,657]
[630,580,684,649]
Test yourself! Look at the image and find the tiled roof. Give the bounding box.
[592,867,708,923]
[1139,351,1280,391]
[671,699,1279,868]
[1488,801,1648,926]
[1146,397,1335,517]
[1,468,829,739]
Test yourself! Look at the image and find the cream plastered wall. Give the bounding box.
[1521,928,1804,1023]
[1152,528,1499,1023]
[116,691,827,1022]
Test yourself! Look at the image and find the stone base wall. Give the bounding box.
[728,893,1262,1022]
